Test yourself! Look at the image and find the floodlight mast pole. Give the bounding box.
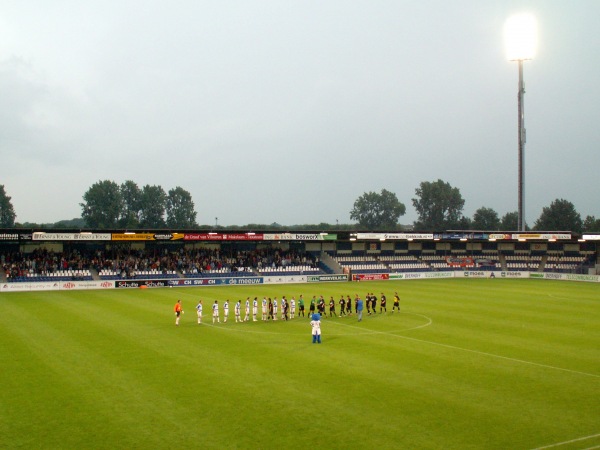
[517,59,526,232]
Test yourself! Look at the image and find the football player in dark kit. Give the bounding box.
[318,296,326,317]
[298,294,305,317]
[392,292,401,312]
[370,293,377,313]
[282,297,289,321]
[328,296,336,317]
[338,295,346,317]
[379,292,387,313]
[268,298,274,320]
[346,295,352,315]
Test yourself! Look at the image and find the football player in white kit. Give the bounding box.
[262,297,268,321]
[235,300,241,322]
[272,297,278,321]
[290,296,296,319]
[212,300,220,324]
[196,300,203,324]
[223,300,229,323]
[244,297,250,322]
[252,297,258,321]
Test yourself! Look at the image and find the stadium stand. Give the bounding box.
[1,237,597,282]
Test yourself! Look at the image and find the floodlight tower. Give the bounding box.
[505,14,537,231]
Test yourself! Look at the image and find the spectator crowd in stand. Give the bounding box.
[1,247,319,281]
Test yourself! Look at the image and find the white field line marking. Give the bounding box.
[199,312,432,336]
[530,432,600,449]
[332,321,600,379]
[326,312,432,333]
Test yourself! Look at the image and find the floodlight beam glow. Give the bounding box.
[504,13,537,61]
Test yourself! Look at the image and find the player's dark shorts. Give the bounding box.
[176,311,181,317]
[299,305,305,311]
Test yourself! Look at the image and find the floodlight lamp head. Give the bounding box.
[504,13,537,61]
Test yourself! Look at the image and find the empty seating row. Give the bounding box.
[260,266,320,273]
[183,268,255,278]
[8,270,93,282]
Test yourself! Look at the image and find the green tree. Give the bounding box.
[0,185,16,227]
[166,186,197,228]
[472,207,500,230]
[583,215,600,232]
[500,211,519,230]
[412,179,465,230]
[533,199,582,232]
[456,216,472,230]
[350,189,406,230]
[139,184,167,228]
[52,218,87,229]
[80,180,123,228]
[119,180,142,228]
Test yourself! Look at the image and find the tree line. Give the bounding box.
[350,180,600,232]
[0,180,599,232]
[80,180,197,229]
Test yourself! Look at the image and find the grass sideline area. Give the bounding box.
[0,279,598,449]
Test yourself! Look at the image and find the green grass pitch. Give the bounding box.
[1,279,599,449]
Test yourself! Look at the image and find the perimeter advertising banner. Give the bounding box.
[446,257,475,267]
[262,275,308,284]
[510,233,571,240]
[0,233,20,241]
[390,272,454,280]
[112,233,184,241]
[352,273,390,281]
[488,234,513,240]
[59,281,115,290]
[1,282,60,292]
[184,233,264,241]
[115,280,170,288]
[263,233,337,241]
[183,233,337,241]
[433,233,489,240]
[582,234,600,240]
[530,272,599,282]
[356,233,434,240]
[33,232,112,241]
[307,274,349,282]
[168,277,264,286]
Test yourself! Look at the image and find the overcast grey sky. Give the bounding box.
[1,1,599,227]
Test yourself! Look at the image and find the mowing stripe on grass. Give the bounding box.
[332,320,600,379]
[530,432,600,449]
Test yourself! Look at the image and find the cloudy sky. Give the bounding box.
[1,1,598,227]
